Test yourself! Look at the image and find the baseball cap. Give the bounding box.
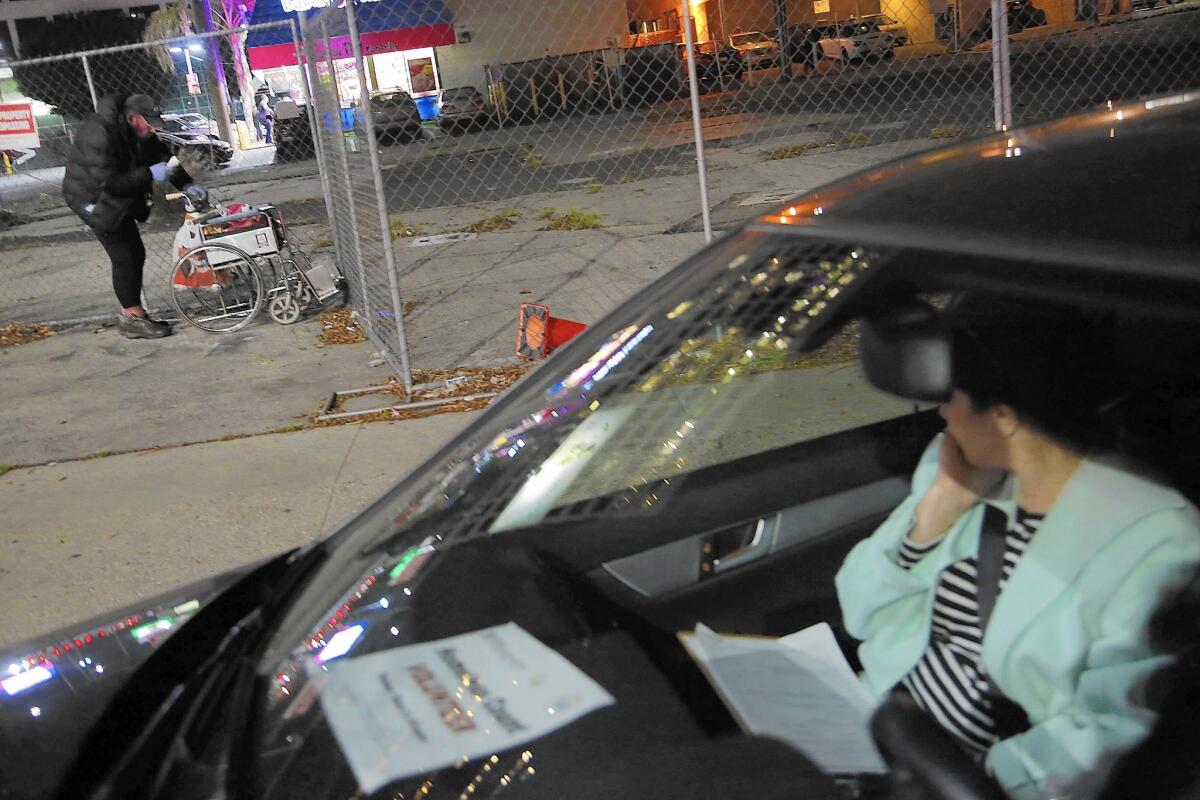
[123,94,165,129]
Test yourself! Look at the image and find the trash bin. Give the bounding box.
[339,107,357,131]
[414,95,440,120]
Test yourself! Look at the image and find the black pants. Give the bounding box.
[95,216,145,309]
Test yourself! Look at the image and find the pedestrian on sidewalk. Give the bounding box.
[258,95,274,145]
[62,93,204,339]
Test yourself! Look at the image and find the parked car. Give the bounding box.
[855,13,911,45]
[678,44,744,84]
[728,30,780,69]
[162,112,217,135]
[815,19,896,62]
[437,86,492,130]
[5,94,1200,800]
[370,89,423,143]
[772,23,823,66]
[272,100,316,162]
[1009,0,1049,28]
[156,117,234,170]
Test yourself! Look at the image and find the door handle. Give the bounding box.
[699,517,777,577]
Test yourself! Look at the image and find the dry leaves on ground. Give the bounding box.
[312,364,532,425]
[0,322,52,347]
[317,307,366,345]
[456,209,523,234]
[539,210,604,231]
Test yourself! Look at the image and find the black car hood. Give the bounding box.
[0,562,257,799]
[759,93,1200,262]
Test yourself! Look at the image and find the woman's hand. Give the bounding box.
[908,434,1006,545]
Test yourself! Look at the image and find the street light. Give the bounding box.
[169,45,205,112]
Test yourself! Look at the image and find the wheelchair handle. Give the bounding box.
[165,192,184,201]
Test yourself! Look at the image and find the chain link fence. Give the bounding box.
[1,1,1198,377]
[0,21,320,326]
[287,0,1200,389]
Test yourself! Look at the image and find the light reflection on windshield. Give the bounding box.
[255,232,895,797]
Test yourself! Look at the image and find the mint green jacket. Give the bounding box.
[836,434,1200,799]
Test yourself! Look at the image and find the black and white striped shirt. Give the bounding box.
[896,508,1044,755]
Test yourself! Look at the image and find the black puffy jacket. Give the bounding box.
[61,93,191,235]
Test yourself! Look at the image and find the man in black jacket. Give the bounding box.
[62,93,203,339]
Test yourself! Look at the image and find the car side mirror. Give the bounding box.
[859,301,952,403]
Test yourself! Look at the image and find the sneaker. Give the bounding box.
[118,314,170,339]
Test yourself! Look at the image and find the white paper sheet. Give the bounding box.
[681,622,887,775]
[311,622,615,793]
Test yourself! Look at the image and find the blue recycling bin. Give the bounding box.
[339,107,357,131]
[414,95,440,120]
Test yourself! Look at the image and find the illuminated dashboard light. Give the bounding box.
[1,666,54,696]
[29,706,41,718]
[173,599,200,615]
[314,623,365,664]
[130,617,174,645]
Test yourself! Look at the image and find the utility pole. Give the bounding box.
[187,0,234,146]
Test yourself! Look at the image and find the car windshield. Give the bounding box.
[731,32,772,45]
[160,118,188,133]
[246,231,913,797]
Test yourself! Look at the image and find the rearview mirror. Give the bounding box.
[859,301,952,403]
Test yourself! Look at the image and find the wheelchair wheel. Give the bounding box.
[169,243,265,333]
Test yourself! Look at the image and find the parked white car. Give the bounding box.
[728,30,780,69]
[856,13,910,45]
[814,20,895,62]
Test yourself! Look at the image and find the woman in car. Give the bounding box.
[836,297,1200,800]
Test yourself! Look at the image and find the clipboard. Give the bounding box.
[677,623,888,776]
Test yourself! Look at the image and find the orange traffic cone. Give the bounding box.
[516,302,587,360]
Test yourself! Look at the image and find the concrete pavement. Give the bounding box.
[0,413,477,648]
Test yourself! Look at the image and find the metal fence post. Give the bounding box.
[319,17,377,347]
[681,4,713,244]
[80,54,99,112]
[291,18,335,247]
[345,0,413,394]
[991,0,1013,130]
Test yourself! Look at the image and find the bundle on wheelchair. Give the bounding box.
[167,188,346,333]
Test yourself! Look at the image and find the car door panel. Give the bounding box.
[599,474,909,598]
[569,410,940,644]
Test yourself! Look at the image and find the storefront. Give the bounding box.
[244,0,455,114]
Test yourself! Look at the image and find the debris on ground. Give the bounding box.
[317,308,366,345]
[764,140,830,160]
[0,208,30,232]
[540,210,604,231]
[0,322,53,348]
[929,124,967,139]
[313,364,531,425]
[390,217,425,238]
[456,209,522,234]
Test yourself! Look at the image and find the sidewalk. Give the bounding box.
[0,413,477,648]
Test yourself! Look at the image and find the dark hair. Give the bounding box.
[946,294,1121,454]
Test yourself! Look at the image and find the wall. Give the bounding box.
[629,0,683,31]
[880,0,934,44]
[436,0,629,92]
